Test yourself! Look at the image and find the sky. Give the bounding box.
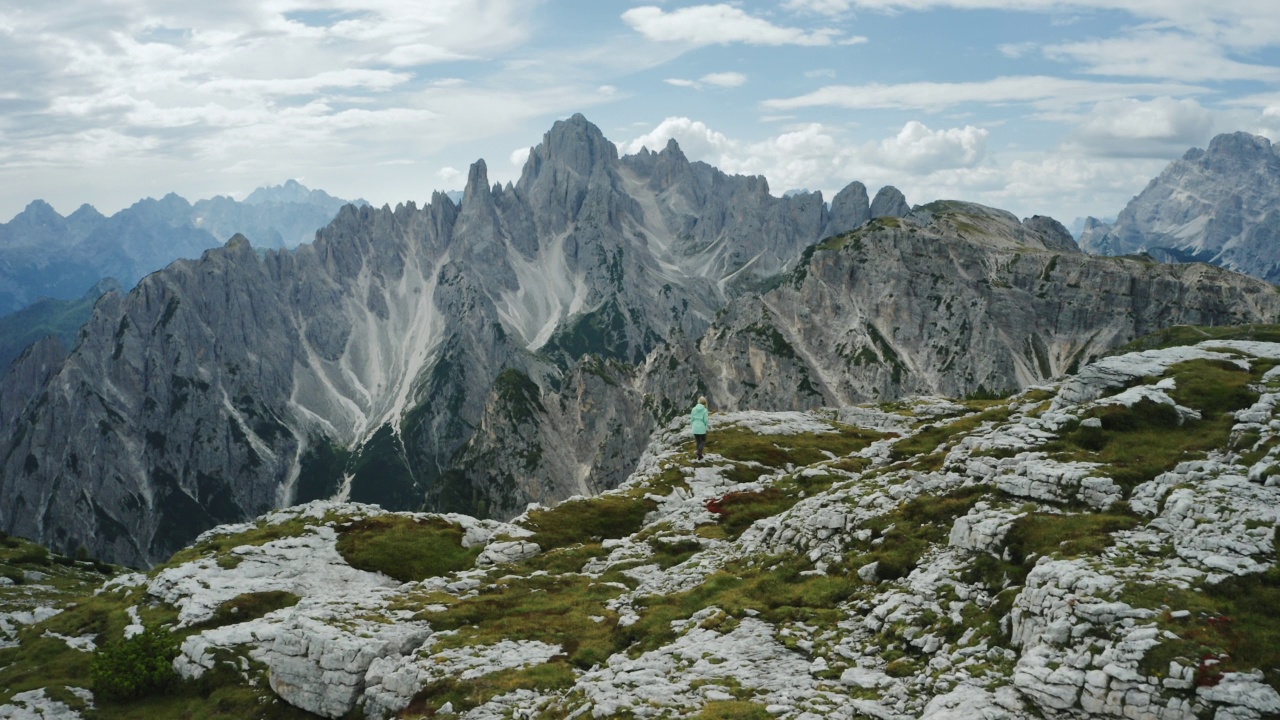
[2,1,1280,231]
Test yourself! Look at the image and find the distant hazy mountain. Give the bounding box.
[0,181,363,316]
[1078,132,1280,281]
[0,278,119,372]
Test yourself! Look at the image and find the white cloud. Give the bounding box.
[619,117,737,159]
[201,69,412,96]
[509,147,531,168]
[998,42,1037,58]
[783,0,857,14]
[866,121,988,171]
[621,116,990,199]
[616,115,1187,227]
[436,166,466,188]
[1069,97,1215,157]
[816,1,1280,50]
[664,72,748,91]
[701,72,747,88]
[622,5,843,47]
[763,76,1208,112]
[1044,32,1280,83]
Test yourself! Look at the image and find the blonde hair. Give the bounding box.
[697,396,707,405]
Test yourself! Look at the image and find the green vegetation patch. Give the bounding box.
[693,700,774,719]
[1128,550,1280,690]
[846,486,991,581]
[159,511,341,569]
[91,626,180,702]
[415,571,625,671]
[1109,324,1280,356]
[88,657,318,720]
[191,591,300,631]
[709,424,885,469]
[405,660,576,716]
[520,494,656,551]
[0,534,115,601]
[649,537,703,569]
[701,468,849,538]
[625,555,862,655]
[1005,510,1140,573]
[890,405,1013,462]
[704,489,794,539]
[336,514,481,582]
[1044,359,1261,494]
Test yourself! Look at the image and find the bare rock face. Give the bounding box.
[653,201,1280,411]
[1079,131,1280,282]
[823,181,870,239]
[870,185,910,219]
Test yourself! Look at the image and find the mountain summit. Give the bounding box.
[1079,131,1280,281]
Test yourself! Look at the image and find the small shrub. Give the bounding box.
[649,538,703,569]
[12,546,49,566]
[705,488,795,539]
[885,658,916,677]
[216,554,243,570]
[90,627,180,702]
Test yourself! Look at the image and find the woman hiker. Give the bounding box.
[691,396,710,460]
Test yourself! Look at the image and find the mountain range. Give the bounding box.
[0,180,362,317]
[2,115,1279,569]
[1079,131,1280,282]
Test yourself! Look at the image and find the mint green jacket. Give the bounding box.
[691,403,709,435]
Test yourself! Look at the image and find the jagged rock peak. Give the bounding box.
[825,181,870,238]
[519,113,619,187]
[68,203,103,222]
[18,199,59,218]
[463,159,492,201]
[659,137,686,162]
[1078,130,1280,281]
[1205,130,1274,158]
[870,185,910,219]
